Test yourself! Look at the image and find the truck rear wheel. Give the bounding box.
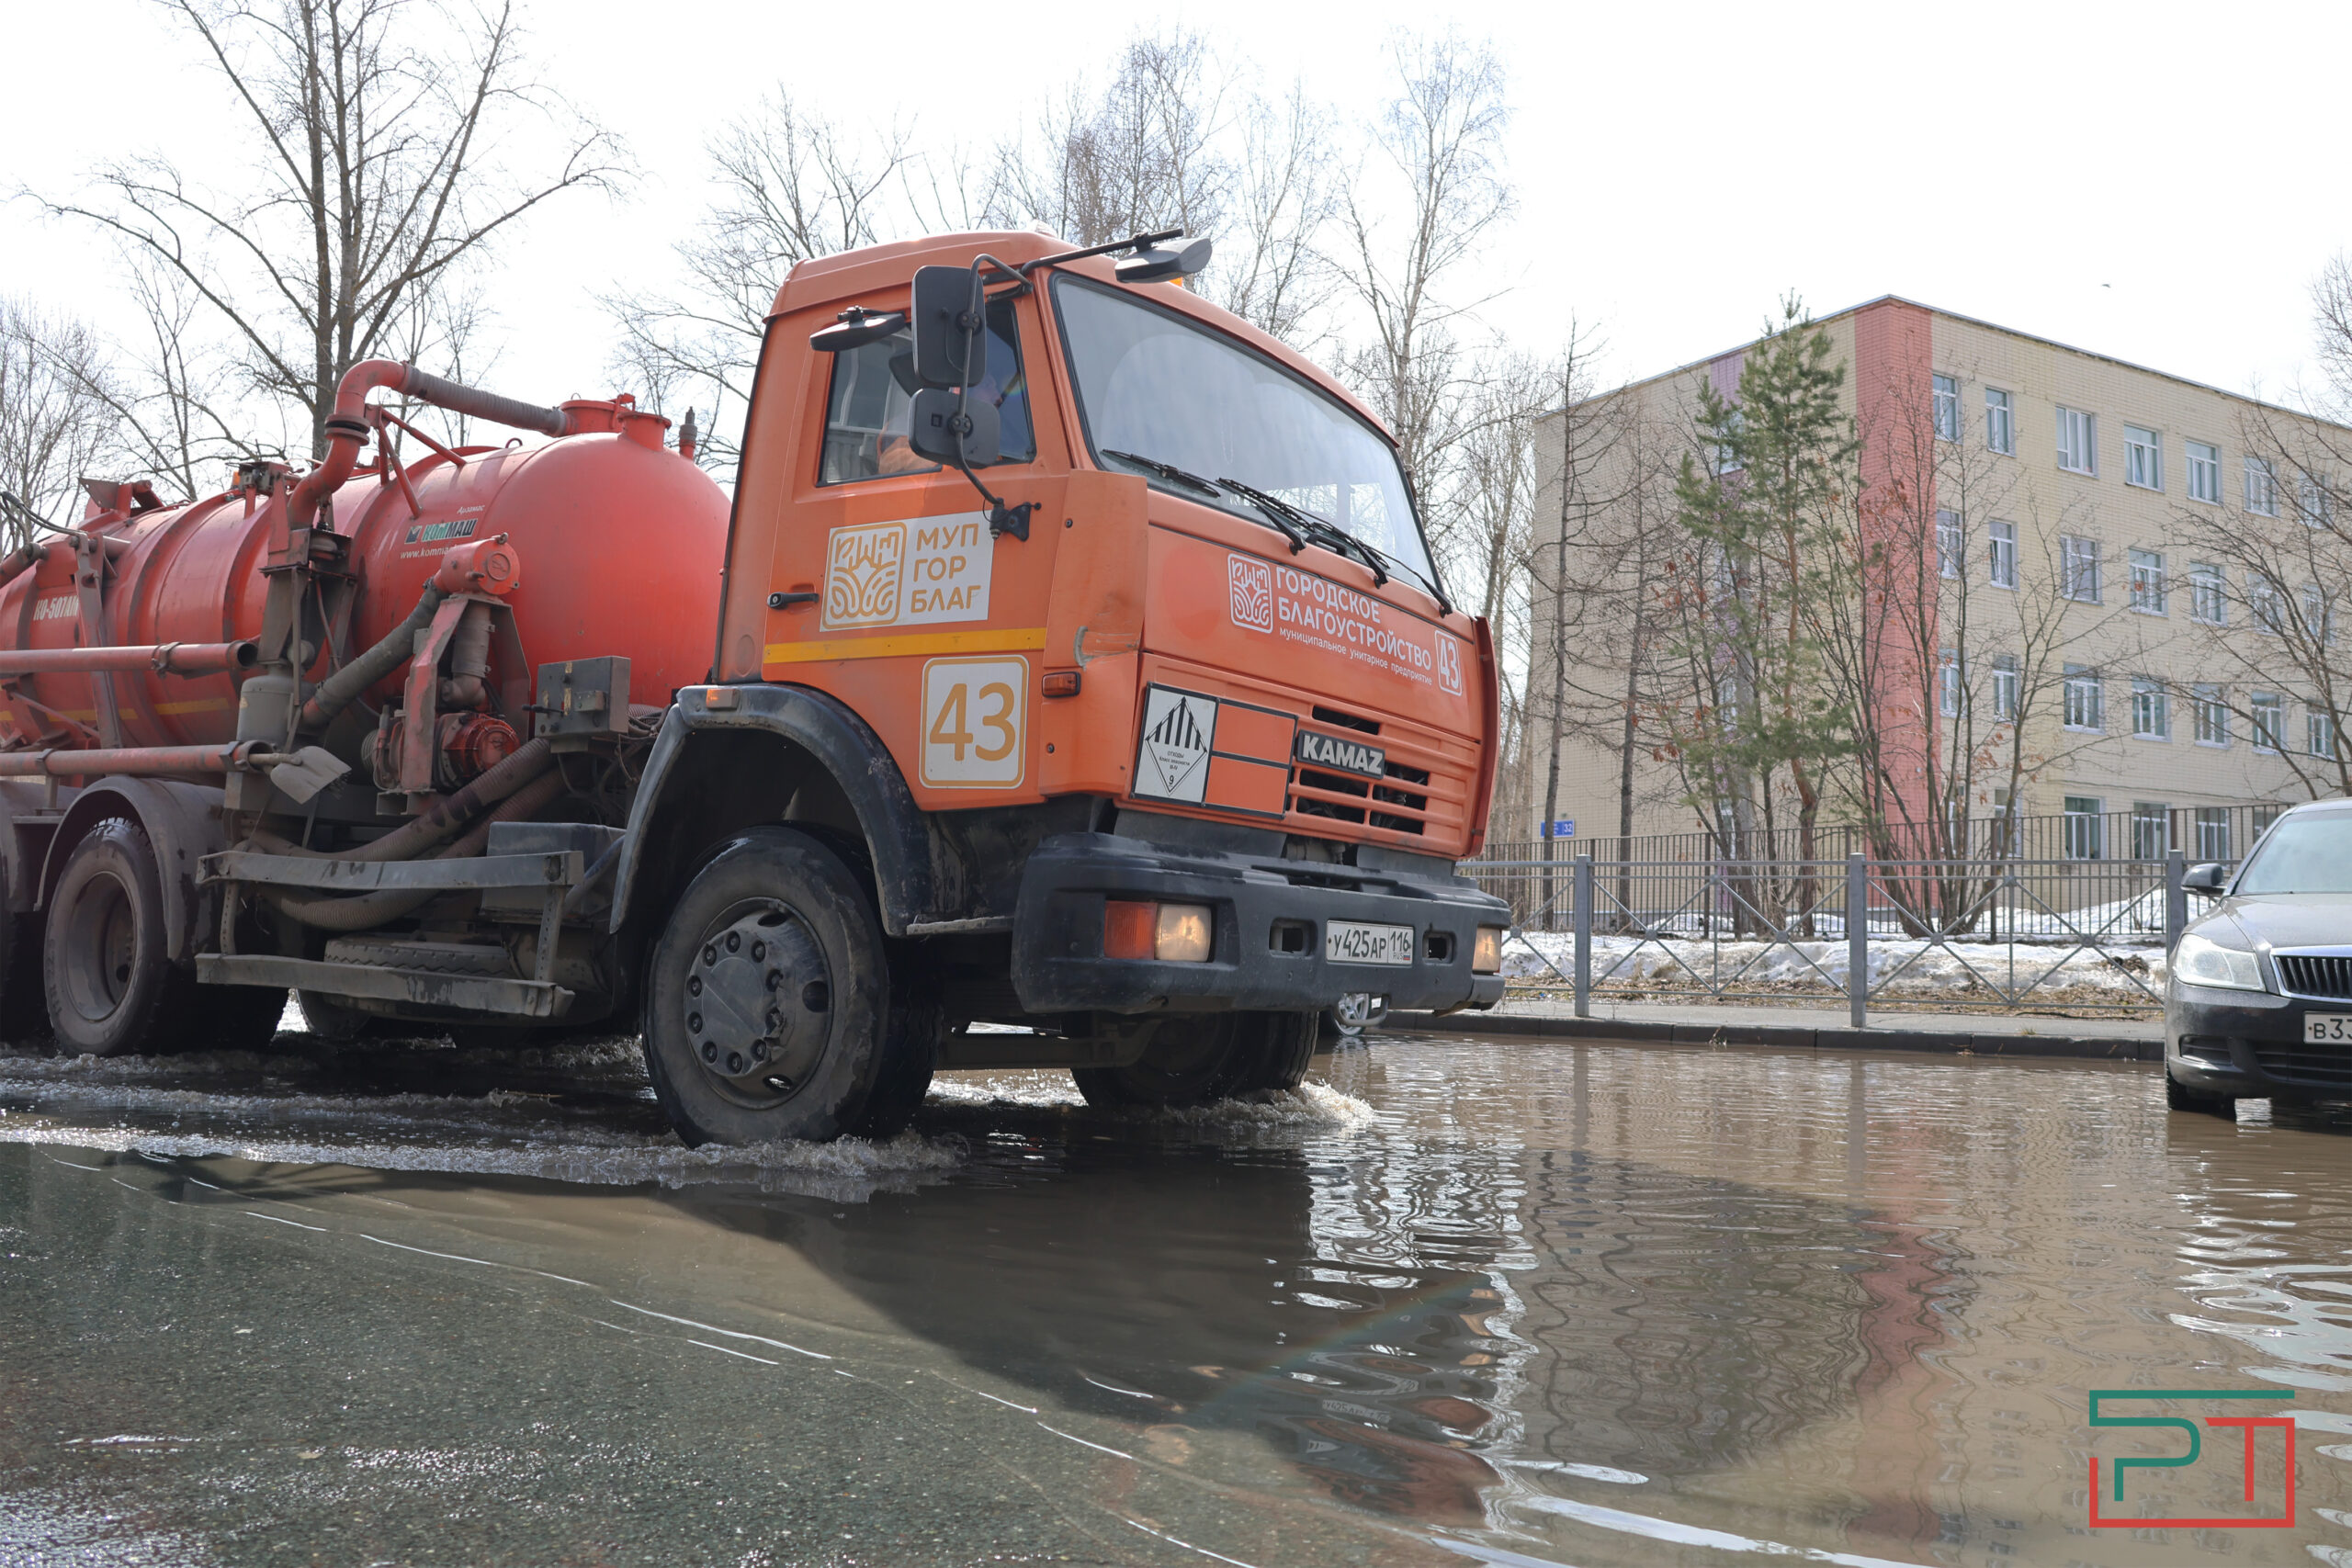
[641,827,899,1146]
[1072,1010,1317,1109]
[44,818,194,1058]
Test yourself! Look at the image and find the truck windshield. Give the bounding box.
[1052,276,1439,588]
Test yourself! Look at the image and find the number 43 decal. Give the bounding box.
[920,657,1027,788]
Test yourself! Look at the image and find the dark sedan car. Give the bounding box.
[2167,799,2352,1114]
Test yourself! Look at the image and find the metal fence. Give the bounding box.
[1457,850,2196,1021]
[1477,800,2280,909]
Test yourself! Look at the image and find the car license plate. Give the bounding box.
[2307,1014,2352,1043]
[1327,920,1415,966]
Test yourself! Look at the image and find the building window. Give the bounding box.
[2299,470,2333,527]
[2065,796,2106,861]
[2057,406,2097,474]
[1714,406,1744,475]
[2311,708,2336,761]
[2131,802,2171,861]
[2189,562,2227,624]
[2253,692,2283,751]
[1984,388,2014,455]
[2193,684,2230,745]
[2132,677,2169,739]
[2246,457,2278,515]
[2188,441,2222,503]
[2303,582,2333,644]
[1988,520,2018,588]
[2195,807,2232,862]
[1932,374,1960,441]
[2254,804,2283,842]
[2124,425,2164,491]
[1936,510,1961,578]
[2060,536,2102,602]
[2063,664,2103,730]
[2128,548,2166,614]
[1990,654,2020,720]
[2250,572,2285,635]
[1939,649,1962,716]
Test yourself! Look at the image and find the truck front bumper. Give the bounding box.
[1011,831,1509,1017]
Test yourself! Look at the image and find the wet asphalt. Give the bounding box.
[2,1019,2350,1566]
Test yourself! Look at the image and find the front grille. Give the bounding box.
[1370,759,1430,835]
[2278,954,2352,999]
[2253,1039,2352,1086]
[1313,705,1381,735]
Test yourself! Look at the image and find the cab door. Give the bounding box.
[757,288,1070,807]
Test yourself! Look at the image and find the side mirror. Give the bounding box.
[2183,863,2230,897]
[907,388,1000,468]
[808,307,908,354]
[910,265,986,389]
[1114,235,1214,285]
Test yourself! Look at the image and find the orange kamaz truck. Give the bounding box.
[0,229,1507,1144]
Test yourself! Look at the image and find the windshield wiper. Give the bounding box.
[1102,449,1223,498]
[1214,478,1387,586]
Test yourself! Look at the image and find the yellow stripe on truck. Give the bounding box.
[763,627,1049,665]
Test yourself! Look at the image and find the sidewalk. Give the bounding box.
[1385,996,2161,1063]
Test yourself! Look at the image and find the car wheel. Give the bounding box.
[2165,1069,2236,1118]
[641,827,899,1146]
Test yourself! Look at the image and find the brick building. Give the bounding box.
[1526,297,2349,860]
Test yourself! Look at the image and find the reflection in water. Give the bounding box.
[5,1035,2352,1566]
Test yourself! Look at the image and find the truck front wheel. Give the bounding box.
[641,827,899,1146]
[1073,1010,1317,1109]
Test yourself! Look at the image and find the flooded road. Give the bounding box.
[1,1026,2348,1567]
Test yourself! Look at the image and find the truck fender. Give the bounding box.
[610,684,944,938]
[40,778,227,964]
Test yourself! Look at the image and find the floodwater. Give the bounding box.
[1,1026,2349,1567]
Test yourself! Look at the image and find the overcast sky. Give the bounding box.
[6,0,2347,432]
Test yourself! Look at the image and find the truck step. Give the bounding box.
[321,937,513,976]
[197,954,572,1020]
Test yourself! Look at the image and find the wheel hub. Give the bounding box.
[684,904,830,1103]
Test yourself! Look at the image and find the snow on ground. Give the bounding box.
[1500,927,2165,1000]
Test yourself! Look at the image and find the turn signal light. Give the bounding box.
[1041,670,1082,698]
[1103,899,1214,963]
[1473,926,1504,974]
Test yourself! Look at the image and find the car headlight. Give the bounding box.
[2173,931,2267,992]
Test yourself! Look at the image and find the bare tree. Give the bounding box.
[2176,403,2352,798]
[989,31,1231,249]
[1199,84,1338,344]
[0,299,121,541]
[45,0,619,459]
[605,90,908,476]
[1334,32,1512,495]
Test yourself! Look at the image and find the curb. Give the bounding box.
[1382,1010,2161,1064]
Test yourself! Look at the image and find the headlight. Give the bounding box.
[1473,926,1505,974]
[2173,931,2267,992]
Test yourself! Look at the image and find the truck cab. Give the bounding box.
[618,230,1508,1137]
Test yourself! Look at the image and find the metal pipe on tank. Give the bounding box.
[249,736,556,864]
[259,766,571,931]
[0,641,257,678]
[290,360,571,528]
[296,584,444,734]
[0,741,263,777]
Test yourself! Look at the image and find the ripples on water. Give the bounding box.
[4,1027,2352,1565]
